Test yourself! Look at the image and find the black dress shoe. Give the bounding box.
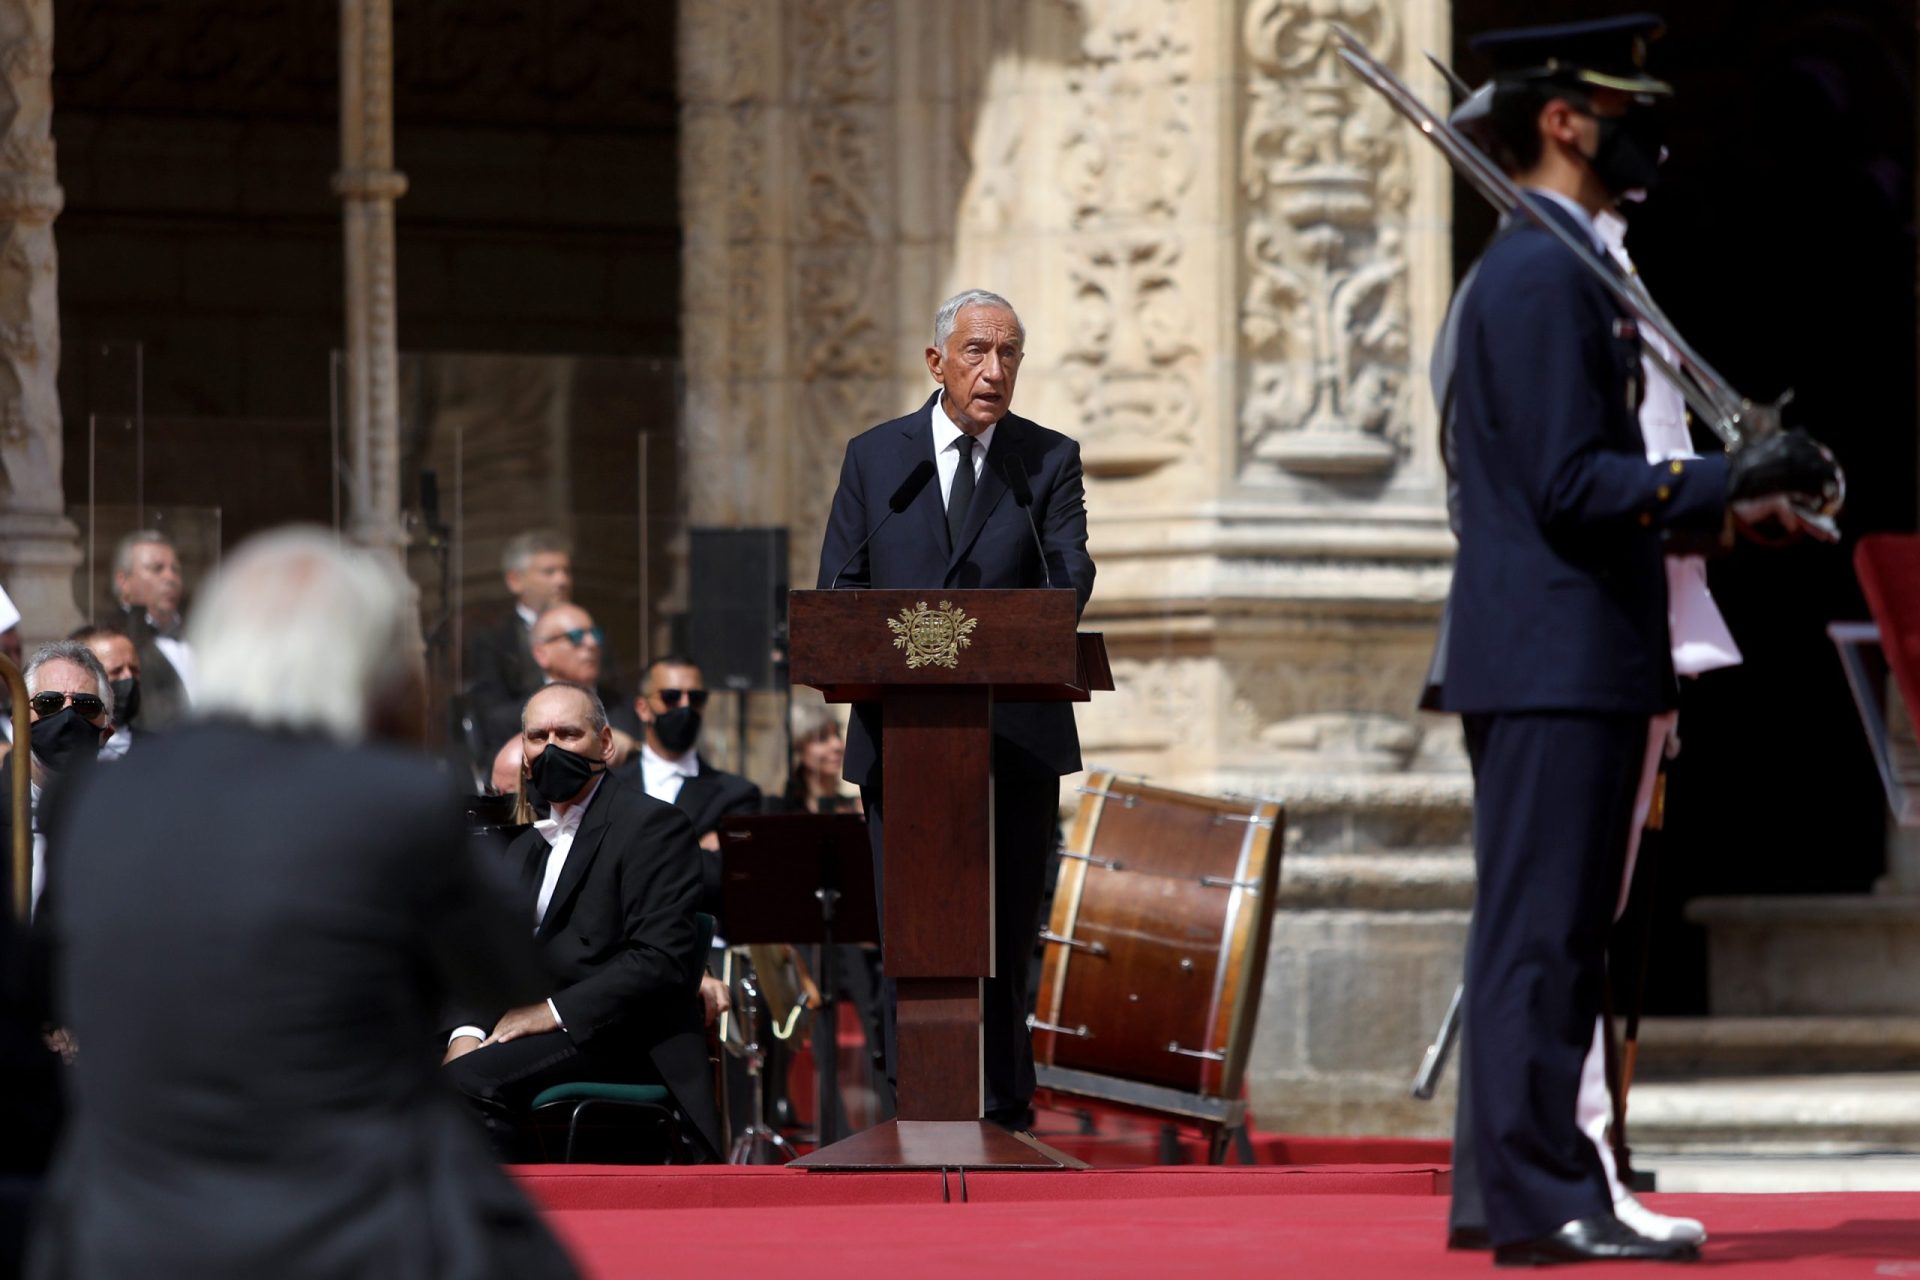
[1495,1215,1701,1266]
[1447,1226,1492,1251]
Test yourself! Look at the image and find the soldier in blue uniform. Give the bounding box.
[1427,15,1842,1266]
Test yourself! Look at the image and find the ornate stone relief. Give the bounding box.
[1057,0,1202,479]
[1239,0,1412,478]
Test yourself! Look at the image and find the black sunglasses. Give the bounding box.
[540,625,604,648]
[30,691,106,720]
[658,688,709,710]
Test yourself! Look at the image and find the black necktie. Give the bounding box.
[947,435,976,548]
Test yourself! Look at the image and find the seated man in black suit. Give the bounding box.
[529,602,645,765]
[617,654,760,855]
[465,529,574,763]
[443,682,721,1162]
[71,624,143,760]
[8,640,116,917]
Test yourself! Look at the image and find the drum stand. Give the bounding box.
[727,961,796,1165]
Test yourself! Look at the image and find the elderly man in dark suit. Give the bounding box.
[111,530,194,729]
[29,527,577,1279]
[1426,17,1842,1266]
[444,681,720,1163]
[816,287,1095,1132]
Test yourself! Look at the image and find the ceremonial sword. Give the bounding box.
[1332,26,1845,539]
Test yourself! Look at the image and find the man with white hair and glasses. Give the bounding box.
[28,526,578,1279]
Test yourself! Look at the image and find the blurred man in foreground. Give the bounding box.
[29,527,577,1279]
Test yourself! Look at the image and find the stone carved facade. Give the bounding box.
[1240,0,1414,478]
[0,0,79,640]
[678,0,1464,1134]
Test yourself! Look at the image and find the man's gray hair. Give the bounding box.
[24,640,112,707]
[932,289,1024,350]
[501,529,571,577]
[522,681,608,735]
[186,526,417,742]
[113,529,174,578]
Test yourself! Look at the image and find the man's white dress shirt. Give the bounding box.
[148,614,198,706]
[637,742,698,805]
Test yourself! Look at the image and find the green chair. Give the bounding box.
[529,912,717,1164]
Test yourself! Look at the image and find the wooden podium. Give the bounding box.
[786,588,1110,1170]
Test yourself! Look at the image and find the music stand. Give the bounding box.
[718,812,878,1148]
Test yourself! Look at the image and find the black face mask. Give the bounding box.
[1585,103,1665,198]
[527,743,602,806]
[110,677,141,727]
[650,705,702,756]
[30,707,102,774]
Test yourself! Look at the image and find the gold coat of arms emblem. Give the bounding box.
[887,599,979,669]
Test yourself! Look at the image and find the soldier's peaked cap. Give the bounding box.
[1470,14,1671,97]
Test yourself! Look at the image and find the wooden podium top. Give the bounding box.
[789,588,1110,704]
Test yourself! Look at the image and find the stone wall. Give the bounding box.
[679,0,1468,1134]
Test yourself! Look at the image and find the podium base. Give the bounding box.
[792,1120,1088,1170]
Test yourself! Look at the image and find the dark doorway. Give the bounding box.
[1449,1,1918,1012]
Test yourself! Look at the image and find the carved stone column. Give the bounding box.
[0,0,80,642]
[335,0,408,563]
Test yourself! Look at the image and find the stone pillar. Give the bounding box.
[335,0,408,563]
[0,0,80,643]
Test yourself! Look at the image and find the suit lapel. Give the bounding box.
[897,403,947,554]
[536,778,615,939]
[946,418,1015,574]
[675,766,718,829]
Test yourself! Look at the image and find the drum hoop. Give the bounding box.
[1216,799,1284,1095]
[1041,769,1113,1051]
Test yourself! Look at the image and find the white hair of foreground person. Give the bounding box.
[188,526,416,742]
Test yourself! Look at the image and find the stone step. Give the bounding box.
[1627,1072,1920,1154]
[1688,893,1920,1016]
[1636,1153,1920,1193]
[1632,1017,1920,1079]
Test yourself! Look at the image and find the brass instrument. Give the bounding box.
[1334,27,1846,538]
[5,655,26,923]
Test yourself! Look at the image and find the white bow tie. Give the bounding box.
[534,809,583,846]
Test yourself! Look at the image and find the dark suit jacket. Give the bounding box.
[1430,199,1727,716]
[465,609,543,761]
[116,605,190,730]
[29,723,574,1279]
[815,393,1096,786]
[468,773,721,1159]
[612,754,761,917]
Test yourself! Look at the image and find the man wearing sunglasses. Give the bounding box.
[616,655,760,905]
[529,603,644,769]
[3,641,114,919]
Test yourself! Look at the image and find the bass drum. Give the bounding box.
[1031,771,1283,1099]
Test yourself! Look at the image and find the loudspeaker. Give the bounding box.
[688,527,789,691]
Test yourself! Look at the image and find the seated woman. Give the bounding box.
[779,714,861,815]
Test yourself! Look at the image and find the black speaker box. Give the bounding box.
[687,527,788,691]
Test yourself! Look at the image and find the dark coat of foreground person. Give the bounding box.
[28,722,579,1279]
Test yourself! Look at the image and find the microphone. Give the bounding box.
[829,459,937,589]
[998,457,1055,589]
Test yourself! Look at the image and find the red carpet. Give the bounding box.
[534,1186,1920,1279]
[510,1165,1920,1278]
